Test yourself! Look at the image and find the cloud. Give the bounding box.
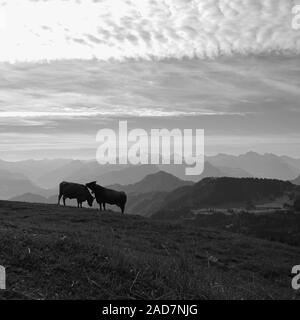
[0,55,300,159]
[0,58,257,126]
[0,56,299,130]
[0,0,299,62]
[0,109,222,118]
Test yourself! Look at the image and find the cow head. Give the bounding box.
[84,185,95,207]
[87,189,94,207]
[86,181,105,196]
[86,181,97,190]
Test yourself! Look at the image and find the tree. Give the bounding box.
[294,196,300,211]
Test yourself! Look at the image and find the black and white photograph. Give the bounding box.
[0,0,300,306]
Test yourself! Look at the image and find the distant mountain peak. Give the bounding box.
[109,170,193,195]
[242,151,260,157]
[144,170,182,180]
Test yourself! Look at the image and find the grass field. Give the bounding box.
[0,200,299,300]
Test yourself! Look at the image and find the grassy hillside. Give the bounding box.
[0,201,299,300]
[187,211,300,247]
[126,191,169,217]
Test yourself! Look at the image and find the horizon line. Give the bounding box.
[1,150,300,163]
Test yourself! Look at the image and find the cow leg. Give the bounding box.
[120,203,125,214]
[63,196,67,206]
[103,203,106,211]
[99,202,102,211]
[58,194,62,205]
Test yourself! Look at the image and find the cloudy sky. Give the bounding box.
[0,0,300,160]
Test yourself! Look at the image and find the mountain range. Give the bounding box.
[0,158,71,185]
[8,171,193,214]
[152,177,298,220]
[7,172,300,220]
[1,151,300,201]
[207,152,299,181]
[0,168,55,199]
[10,193,53,204]
[109,170,194,194]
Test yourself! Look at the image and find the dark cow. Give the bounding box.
[86,181,127,214]
[58,181,94,208]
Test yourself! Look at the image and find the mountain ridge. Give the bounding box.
[207,152,299,180]
[108,170,194,195]
[152,177,297,220]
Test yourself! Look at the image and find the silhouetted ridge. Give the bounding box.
[110,170,193,195]
[152,177,295,219]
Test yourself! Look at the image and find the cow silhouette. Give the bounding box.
[58,181,94,208]
[86,181,127,214]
